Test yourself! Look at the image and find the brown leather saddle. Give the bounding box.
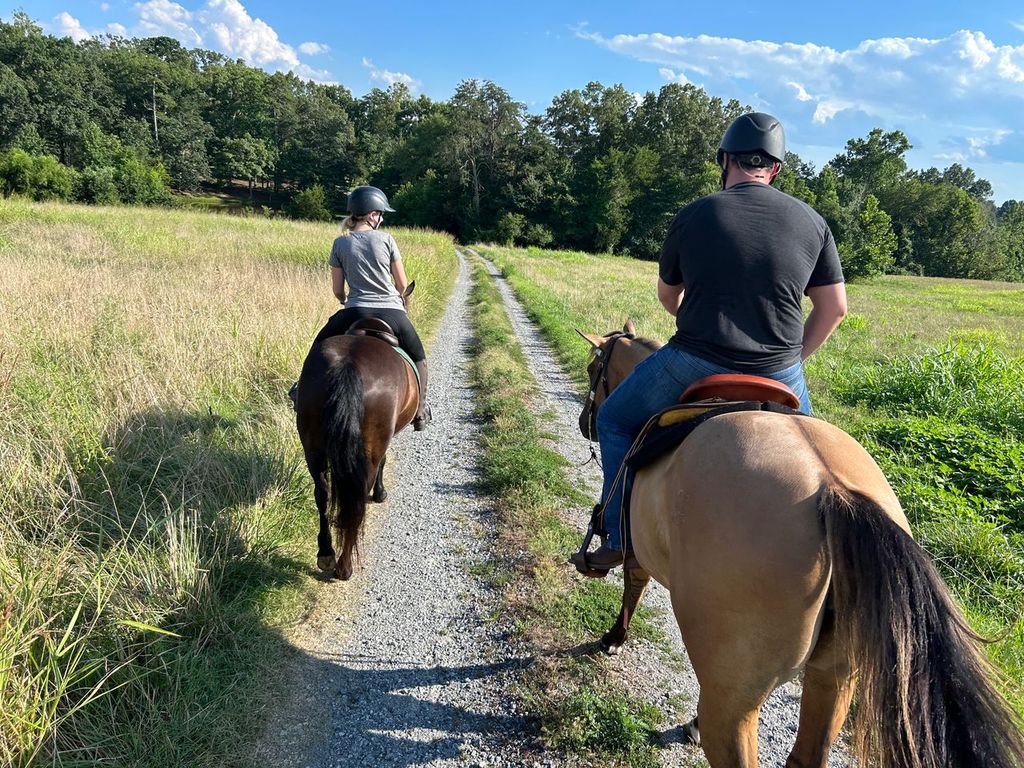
[680,373,800,409]
[345,318,400,347]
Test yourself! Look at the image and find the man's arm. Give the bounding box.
[802,282,848,360]
[657,278,685,316]
[331,266,346,304]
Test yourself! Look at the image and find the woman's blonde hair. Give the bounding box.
[340,214,369,234]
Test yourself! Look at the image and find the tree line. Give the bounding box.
[2,11,1022,281]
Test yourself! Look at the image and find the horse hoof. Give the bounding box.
[680,718,700,746]
[317,555,336,572]
[334,564,353,581]
[372,490,387,503]
[601,630,626,655]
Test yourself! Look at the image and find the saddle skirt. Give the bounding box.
[345,318,420,388]
[626,374,804,472]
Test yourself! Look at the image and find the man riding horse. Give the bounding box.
[572,112,849,573]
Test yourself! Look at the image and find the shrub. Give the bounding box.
[523,223,554,248]
[286,184,332,221]
[0,149,73,201]
[75,166,120,204]
[494,211,527,246]
[115,155,172,205]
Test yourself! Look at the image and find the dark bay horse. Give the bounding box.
[295,333,418,580]
[577,321,1024,768]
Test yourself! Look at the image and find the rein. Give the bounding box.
[581,330,634,442]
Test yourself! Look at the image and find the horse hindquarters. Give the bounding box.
[823,487,1024,768]
[322,360,368,580]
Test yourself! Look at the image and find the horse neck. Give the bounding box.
[607,338,659,391]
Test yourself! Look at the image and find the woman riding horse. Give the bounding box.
[292,185,431,429]
[293,186,427,579]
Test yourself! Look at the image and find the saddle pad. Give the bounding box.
[625,400,804,472]
[393,345,420,388]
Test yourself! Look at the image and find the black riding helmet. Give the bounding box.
[347,185,396,216]
[716,112,786,168]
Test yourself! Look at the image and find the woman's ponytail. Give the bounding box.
[340,214,366,234]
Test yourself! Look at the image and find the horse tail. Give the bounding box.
[324,359,367,555]
[821,486,1024,768]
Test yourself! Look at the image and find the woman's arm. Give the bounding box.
[331,266,346,304]
[391,259,410,305]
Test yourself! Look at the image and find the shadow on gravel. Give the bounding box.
[284,654,535,765]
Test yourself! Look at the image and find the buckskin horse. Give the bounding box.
[295,318,419,580]
[576,320,1024,768]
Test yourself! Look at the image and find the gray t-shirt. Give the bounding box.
[328,230,405,310]
[659,182,844,372]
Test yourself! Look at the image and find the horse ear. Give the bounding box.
[576,329,603,349]
[623,319,636,335]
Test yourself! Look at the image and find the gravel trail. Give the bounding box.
[256,251,541,767]
[471,248,850,767]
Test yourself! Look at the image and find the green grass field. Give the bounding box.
[0,197,456,766]
[479,243,1024,716]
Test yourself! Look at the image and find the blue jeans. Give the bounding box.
[595,346,811,550]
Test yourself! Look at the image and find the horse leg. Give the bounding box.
[370,454,387,503]
[785,625,855,768]
[315,470,336,572]
[695,690,762,768]
[334,528,354,580]
[601,565,650,654]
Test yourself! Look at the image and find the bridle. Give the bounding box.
[580,330,634,442]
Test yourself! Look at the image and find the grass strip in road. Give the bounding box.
[464,252,665,767]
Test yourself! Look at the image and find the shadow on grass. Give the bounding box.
[76,405,287,544]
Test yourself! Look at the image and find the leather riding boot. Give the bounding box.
[413,359,431,431]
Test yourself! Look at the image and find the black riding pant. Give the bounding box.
[312,306,426,362]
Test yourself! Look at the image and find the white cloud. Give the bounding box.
[577,27,1024,126]
[786,81,812,101]
[56,1,335,81]
[133,0,202,46]
[298,41,329,55]
[198,0,298,68]
[1013,20,1024,32]
[812,98,855,123]
[938,128,1014,162]
[362,57,420,92]
[100,2,111,10]
[658,67,689,85]
[54,12,90,41]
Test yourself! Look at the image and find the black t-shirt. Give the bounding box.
[658,182,844,372]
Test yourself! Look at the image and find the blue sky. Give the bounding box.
[10,0,1024,202]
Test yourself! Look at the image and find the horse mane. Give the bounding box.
[631,336,663,353]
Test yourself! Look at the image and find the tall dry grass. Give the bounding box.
[0,198,456,766]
